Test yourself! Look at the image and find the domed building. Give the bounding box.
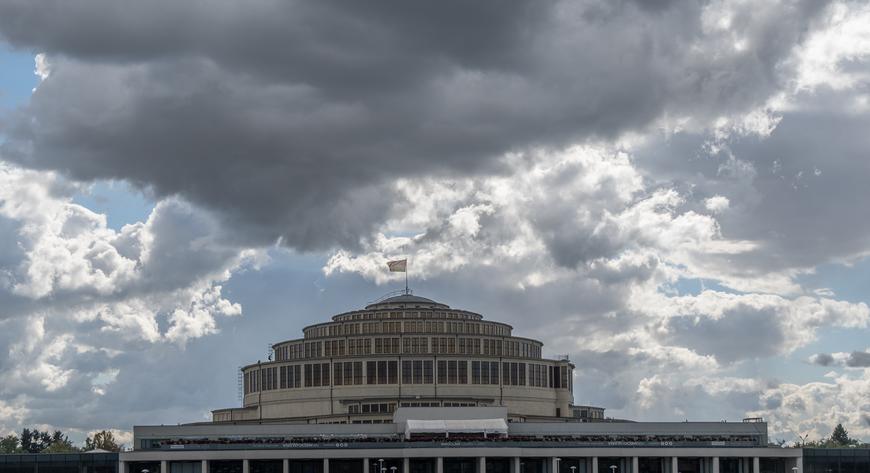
[212,293,604,423]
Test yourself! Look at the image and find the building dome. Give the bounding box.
[365,293,450,310]
[213,295,589,424]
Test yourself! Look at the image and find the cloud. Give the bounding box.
[810,349,870,368]
[0,0,833,250]
[810,353,836,366]
[0,164,259,440]
[0,0,869,447]
[705,195,730,213]
[751,372,870,441]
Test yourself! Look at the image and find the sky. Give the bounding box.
[0,0,869,447]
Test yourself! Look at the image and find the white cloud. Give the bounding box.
[751,372,870,441]
[0,163,257,437]
[793,2,870,92]
[705,195,731,213]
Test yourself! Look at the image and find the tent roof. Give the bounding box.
[404,419,508,438]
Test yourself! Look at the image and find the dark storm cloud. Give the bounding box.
[0,0,830,250]
[811,353,835,366]
[845,351,870,368]
[809,350,870,368]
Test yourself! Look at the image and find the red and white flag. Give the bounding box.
[387,259,407,272]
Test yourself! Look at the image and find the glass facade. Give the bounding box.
[0,453,117,473]
[804,449,870,473]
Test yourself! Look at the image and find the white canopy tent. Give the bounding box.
[403,419,508,439]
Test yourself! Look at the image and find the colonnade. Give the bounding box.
[124,454,785,473]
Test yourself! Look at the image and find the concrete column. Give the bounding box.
[671,457,678,473]
[403,459,410,473]
[323,459,330,473]
[552,458,560,473]
[119,461,126,473]
[752,458,759,473]
[161,461,168,473]
[632,458,638,473]
[479,457,487,473]
[243,460,250,473]
[712,458,719,473]
[437,458,444,473]
[363,460,369,473]
[201,460,209,473]
[592,458,599,473]
[284,460,289,473]
[512,458,520,473]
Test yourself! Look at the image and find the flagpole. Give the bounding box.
[405,263,409,295]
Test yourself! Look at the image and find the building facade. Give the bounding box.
[214,295,596,423]
[120,411,812,473]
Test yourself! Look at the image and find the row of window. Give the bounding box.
[275,336,542,361]
[348,402,395,414]
[246,361,572,393]
[333,310,482,323]
[305,318,509,338]
[346,400,480,415]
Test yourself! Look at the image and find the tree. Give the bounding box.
[84,430,120,452]
[19,428,52,454]
[0,434,20,453]
[41,431,78,453]
[831,423,852,446]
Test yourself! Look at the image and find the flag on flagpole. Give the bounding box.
[387,259,407,272]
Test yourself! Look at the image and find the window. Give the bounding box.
[334,362,343,386]
[312,364,321,386]
[366,361,377,385]
[447,360,457,384]
[353,361,363,385]
[489,361,499,385]
[423,360,433,384]
[377,361,387,384]
[388,361,398,384]
[529,364,548,387]
[345,362,354,385]
[305,364,313,387]
[502,362,526,386]
[472,361,481,384]
[402,360,412,384]
[413,360,423,384]
[437,360,447,384]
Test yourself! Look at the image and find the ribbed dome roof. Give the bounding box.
[365,293,449,309]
